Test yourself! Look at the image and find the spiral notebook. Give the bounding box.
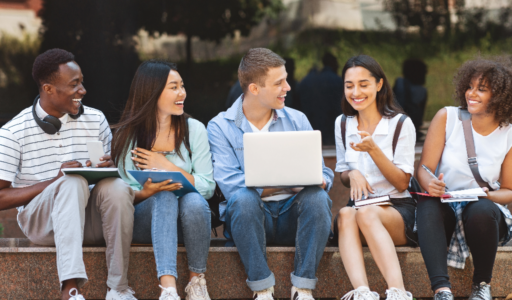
[411,188,486,203]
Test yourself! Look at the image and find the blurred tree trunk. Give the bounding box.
[186,34,192,66]
[444,0,451,40]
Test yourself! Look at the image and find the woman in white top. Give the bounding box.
[416,57,512,300]
[334,55,416,300]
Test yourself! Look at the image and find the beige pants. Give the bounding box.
[17,175,135,290]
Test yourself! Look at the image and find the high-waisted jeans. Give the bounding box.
[132,191,211,279]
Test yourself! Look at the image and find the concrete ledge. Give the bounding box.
[1,238,512,299]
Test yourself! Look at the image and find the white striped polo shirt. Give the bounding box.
[0,100,112,197]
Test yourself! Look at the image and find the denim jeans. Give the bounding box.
[224,186,332,291]
[132,191,211,279]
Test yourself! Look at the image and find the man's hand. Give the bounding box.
[57,161,82,178]
[85,155,114,168]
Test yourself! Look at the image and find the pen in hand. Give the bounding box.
[421,164,449,191]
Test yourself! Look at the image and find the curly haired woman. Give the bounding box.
[416,57,512,300]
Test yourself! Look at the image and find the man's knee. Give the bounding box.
[54,175,90,205]
[226,188,262,217]
[95,178,134,211]
[296,186,331,215]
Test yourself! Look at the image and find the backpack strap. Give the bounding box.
[392,114,408,156]
[458,108,494,190]
[340,114,407,157]
[340,114,347,150]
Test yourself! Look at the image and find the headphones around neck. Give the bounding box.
[32,95,84,135]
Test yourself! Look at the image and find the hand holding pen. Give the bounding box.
[422,164,448,197]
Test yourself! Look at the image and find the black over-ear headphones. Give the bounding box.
[32,95,84,135]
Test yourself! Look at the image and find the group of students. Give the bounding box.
[0,47,511,300]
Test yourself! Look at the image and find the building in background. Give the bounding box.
[0,0,42,37]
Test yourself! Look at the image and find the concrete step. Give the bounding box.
[1,238,511,299]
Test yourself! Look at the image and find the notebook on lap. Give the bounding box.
[243,131,323,188]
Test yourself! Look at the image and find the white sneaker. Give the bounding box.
[254,286,275,300]
[105,287,137,300]
[291,286,314,300]
[341,286,379,300]
[69,288,86,300]
[385,288,412,300]
[160,285,180,300]
[185,274,211,300]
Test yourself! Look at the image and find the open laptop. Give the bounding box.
[243,131,323,188]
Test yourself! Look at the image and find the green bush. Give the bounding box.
[0,223,3,238]
[0,33,40,116]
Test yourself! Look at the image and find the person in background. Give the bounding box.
[416,57,512,300]
[111,60,215,300]
[297,52,343,145]
[0,48,136,300]
[208,48,333,300]
[393,59,428,141]
[335,55,416,300]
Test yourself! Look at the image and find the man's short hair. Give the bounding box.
[238,48,285,93]
[32,48,75,89]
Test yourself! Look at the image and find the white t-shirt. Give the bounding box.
[334,113,416,198]
[248,111,296,201]
[438,106,512,191]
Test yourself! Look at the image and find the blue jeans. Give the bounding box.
[132,191,211,279]
[224,186,332,291]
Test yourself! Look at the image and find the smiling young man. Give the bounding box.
[0,49,136,300]
[207,48,334,300]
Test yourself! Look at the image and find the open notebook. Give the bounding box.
[411,188,487,203]
[440,188,487,203]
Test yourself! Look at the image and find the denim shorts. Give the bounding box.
[332,197,418,247]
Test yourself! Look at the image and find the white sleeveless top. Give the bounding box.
[438,107,512,191]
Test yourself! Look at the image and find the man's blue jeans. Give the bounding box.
[132,191,211,279]
[224,186,332,291]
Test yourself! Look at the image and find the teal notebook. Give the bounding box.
[127,170,198,197]
[62,168,121,184]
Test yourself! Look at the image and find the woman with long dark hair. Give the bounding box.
[111,60,215,300]
[416,57,512,300]
[334,55,416,300]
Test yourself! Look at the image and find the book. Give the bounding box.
[62,167,121,185]
[411,188,486,203]
[127,170,198,198]
[354,195,391,207]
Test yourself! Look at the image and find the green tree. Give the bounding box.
[39,0,140,122]
[136,0,283,65]
[37,0,282,122]
[383,0,464,40]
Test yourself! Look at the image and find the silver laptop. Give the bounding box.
[243,131,323,187]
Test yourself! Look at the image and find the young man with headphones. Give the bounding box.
[0,49,137,300]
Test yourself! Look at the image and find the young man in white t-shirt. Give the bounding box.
[0,49,136,300]
[207,48,334,300]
